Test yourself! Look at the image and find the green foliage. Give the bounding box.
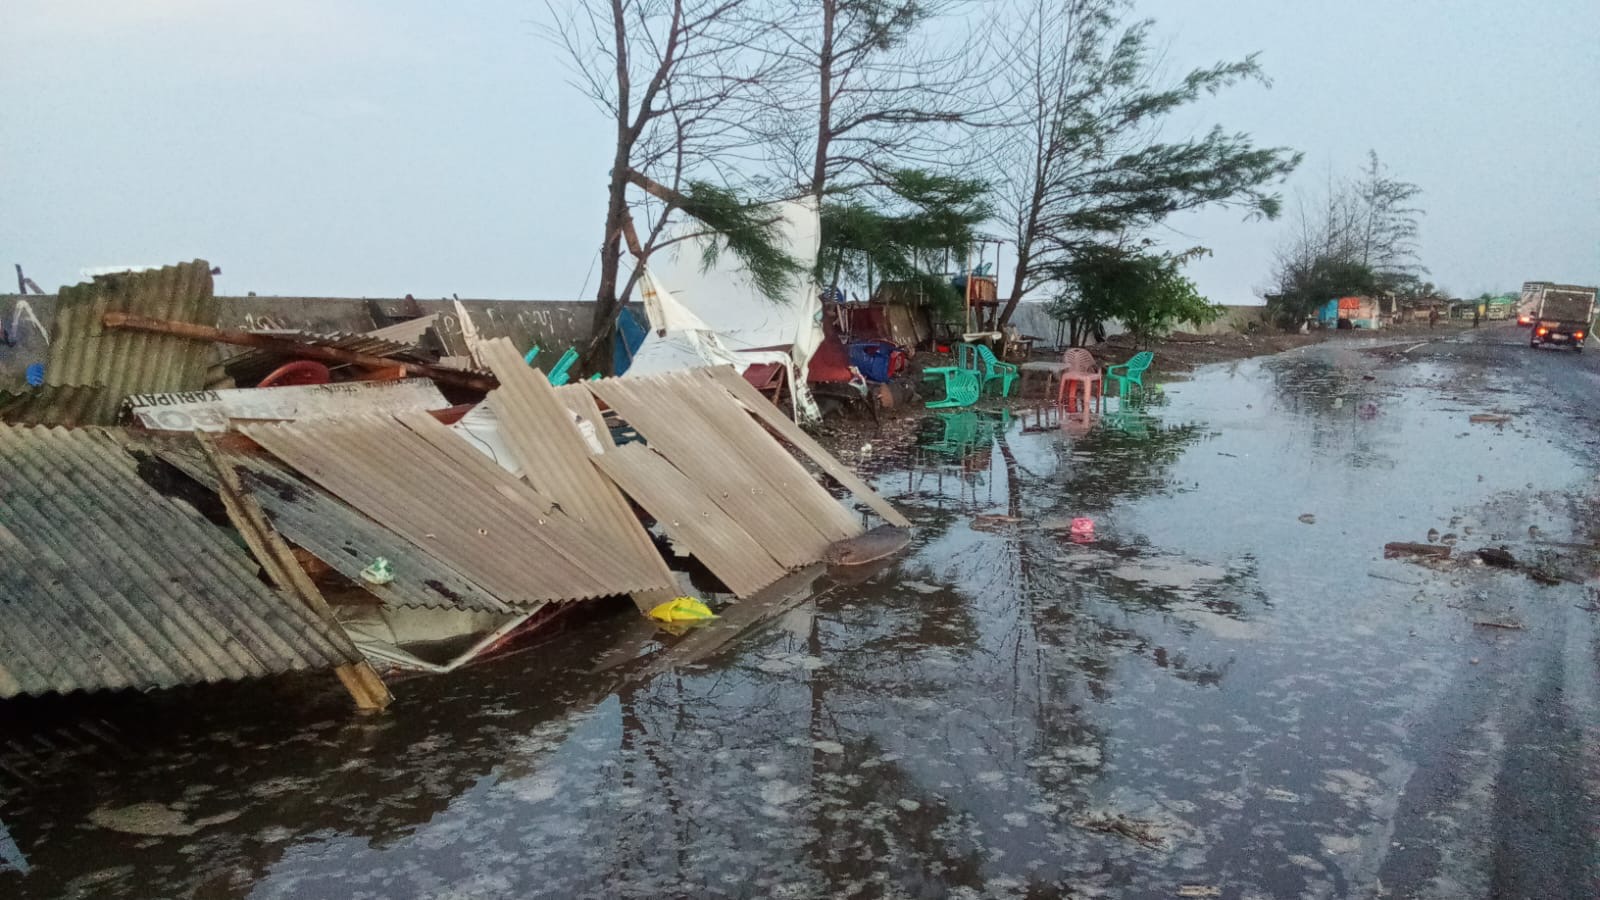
[995,0,1301,319]
[1266,151,1425,329]
[1048,246,1222,345]
[1267,256,1378,328]
[678,180,807,301]
[818,168,991,314]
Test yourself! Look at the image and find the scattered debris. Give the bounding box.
[1477,547,1517,568]
[1298,513,1316,525]
[1474,620,1524,631]
[1385,542,1451,560]
[1469,413,1510,424]
[1074,812,1165,848]
[648,597,717,625]
[1368,572,1423,586]
[825,525,913,567]
[1176,888,1222,899]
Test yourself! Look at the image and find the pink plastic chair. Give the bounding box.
[1055,348,1102,414]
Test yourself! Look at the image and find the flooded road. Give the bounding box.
[4,326,1599,899]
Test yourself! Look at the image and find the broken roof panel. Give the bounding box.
[588,372,853,569]
[242,412,676,606]
[593,442,788,596]
[478,338,675,590]
[363,313,440,345]
[0,425,362,699]
[42,260,219,422]
[139,436,511,614]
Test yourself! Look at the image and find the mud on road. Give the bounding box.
[2,324,1599,899]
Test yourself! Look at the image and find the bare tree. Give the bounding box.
[547,0,798,369]
[760,0,980,201]
[990,0,1300,329]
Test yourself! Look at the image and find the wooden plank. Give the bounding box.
[705,367,912,527]
[198,434,392,711]
[594,444,788,597]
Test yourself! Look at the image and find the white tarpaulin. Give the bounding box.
[625,199,824,420]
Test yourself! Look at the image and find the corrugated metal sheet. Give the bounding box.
[0,425,361,699]
[478,338,674,588]
[43,261,219,423]
[137,436,511,614]
[705,366,912,527]
[0,384,121,427]
[242,412,676,606]
[364,313,439,345]
[593,443,787,596]
[588,372,854,568]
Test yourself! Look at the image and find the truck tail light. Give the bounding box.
[1537,327,1549,336]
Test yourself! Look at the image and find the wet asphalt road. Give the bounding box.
[2,323,1599,899]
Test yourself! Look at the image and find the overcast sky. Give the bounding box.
[4,0,1596,303]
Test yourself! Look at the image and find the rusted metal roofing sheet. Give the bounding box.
[242,412,675,606]
[593,443,787,596]
[0,384,121,427]
[588,373,854,568]
[0,425,361,699]
[705,366,912,527]
[139,436,511,614]
[43,260,219,422]
[478,338,674,587]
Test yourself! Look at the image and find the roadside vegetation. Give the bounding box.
[1265,151,1430,328]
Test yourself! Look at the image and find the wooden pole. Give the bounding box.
[102,311,498,393]
[198,434,393,711]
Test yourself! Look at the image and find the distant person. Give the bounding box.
[1429,307,1439,328]
[1473,307,1481,328]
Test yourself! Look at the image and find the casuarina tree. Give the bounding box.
[990,0,1299,330]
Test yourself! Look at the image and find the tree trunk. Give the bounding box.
[811,0,835,199]
[997,245,1031,328]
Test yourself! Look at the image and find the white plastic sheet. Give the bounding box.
[625,199,824,419]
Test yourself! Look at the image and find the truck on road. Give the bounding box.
[1527,283,1597,351]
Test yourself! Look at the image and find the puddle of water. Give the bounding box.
[1,345,1596,899]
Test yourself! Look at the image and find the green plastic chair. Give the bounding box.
[972,344,1018,397]
[922,365,981,409]
[1105,351,1154,401]
[548,347,580,386]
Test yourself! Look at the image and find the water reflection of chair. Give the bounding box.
[1102,407,1153,438]
[921,410,1011,460]
[923,411,982,454]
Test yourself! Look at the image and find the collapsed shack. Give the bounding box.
[0,264,908,714]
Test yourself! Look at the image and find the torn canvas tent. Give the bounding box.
[0,425,364,699]
[624,199,826,419]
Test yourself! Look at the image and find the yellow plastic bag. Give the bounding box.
[648,596,717,625]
